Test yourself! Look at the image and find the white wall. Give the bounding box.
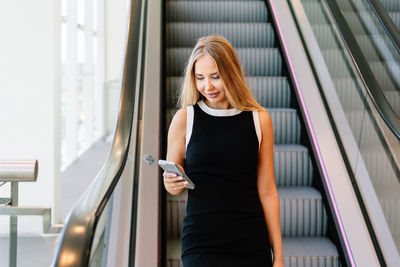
[104,0,131,136]
[105,0,131,83]
[0,0,62,235]
[0,0,130,236]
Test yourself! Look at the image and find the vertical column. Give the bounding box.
[9,182,18,267]
[95,0,106,139]
[83,0,94,149]
[65,0,78,166]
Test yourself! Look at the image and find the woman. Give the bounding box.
[163,35,284,267]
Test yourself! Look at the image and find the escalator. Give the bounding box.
[380,0,400,29]
[163,0,342,266]
[50,0,400,266]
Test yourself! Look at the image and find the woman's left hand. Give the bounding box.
[272,258,284,267]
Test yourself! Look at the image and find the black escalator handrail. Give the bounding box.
[323,0,400,140]
[367,0,400,54]
[51,0,143,266]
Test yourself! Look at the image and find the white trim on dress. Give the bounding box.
[198,100,242,117]
[186,105,194,148]
[252,111,262,150]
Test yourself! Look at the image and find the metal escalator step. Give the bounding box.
[166,191,188,238]
[380,0,400,12]
[166,186,329,243]
[166,77,183,110]
[166,146,314,238]
[278,186,328,237]
[166,1,267,23]
[165,106,301,145]
[166,238,182,267]
[165,238,342,266]
[283,237,340,267]
[302,2,328,25]
[166,76,291,109]
[389,12,400,29]
[247,77,291,108]
[166,48,282,76]
[274,145,313,187]
[266,108,301,144]
[166,23,275,48]
[166,237,340,267]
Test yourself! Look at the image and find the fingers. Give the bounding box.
[163,171,188,192]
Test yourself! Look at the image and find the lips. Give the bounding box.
[207,92,219,98]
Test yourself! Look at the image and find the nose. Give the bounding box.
[205,78,213,91]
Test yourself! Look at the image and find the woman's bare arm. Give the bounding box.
[164,108,188,195]
[257,110,284,265]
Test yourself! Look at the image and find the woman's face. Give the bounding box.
[194,54,230,109]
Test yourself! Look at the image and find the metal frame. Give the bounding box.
[267,0,381,266]
[0,160,62,267]
[288,0,400,265]
[52,0,146,265]
[323,0,400,140]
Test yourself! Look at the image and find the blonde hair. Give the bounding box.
[178,35,264,111]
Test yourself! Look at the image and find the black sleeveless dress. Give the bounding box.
[181,101,272,267]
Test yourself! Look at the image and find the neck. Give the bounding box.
[204,100,232,110]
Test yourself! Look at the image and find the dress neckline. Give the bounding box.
[198,100,242,117]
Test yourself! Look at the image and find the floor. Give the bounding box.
[0,138,112,267]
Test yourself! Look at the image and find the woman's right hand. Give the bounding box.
[163,171,188,195]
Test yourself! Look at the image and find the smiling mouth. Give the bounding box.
[207,92,219,98]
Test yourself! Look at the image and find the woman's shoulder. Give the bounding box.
[171,108,187,128]
[256,110,273,135]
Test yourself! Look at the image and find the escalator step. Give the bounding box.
[166,23,275,48]
[247,77,292,108]
[166,48,282,76]
[165,76,292,109]
[279,186,328,237]
[165,107,301,145]
[166,186,328,239]
[389,12,400,29]
[380,0,400,12]
[267,108,301,144]
[166,237,340,267]
[166,0,268,23]
[274,145,313,187]
[283,237,340,267]
[166,191,188,238]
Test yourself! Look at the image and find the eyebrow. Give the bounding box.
[195,72,219,76]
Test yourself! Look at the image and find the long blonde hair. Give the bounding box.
[179,35,264,111]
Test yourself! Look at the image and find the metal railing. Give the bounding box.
[0,160,63,267]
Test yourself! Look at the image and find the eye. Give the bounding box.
[196,76,204,81]
[212,75,220,80]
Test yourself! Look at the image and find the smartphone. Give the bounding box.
[158,160,195,189]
